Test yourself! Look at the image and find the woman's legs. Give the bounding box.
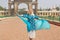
[29,38,33,40]
[28,30,36,40]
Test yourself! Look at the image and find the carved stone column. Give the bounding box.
[35,0,38,14]
[8,0,11,15]
[14,2,18,15]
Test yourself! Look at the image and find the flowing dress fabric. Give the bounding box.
[17,14,50,32]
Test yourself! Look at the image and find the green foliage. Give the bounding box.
[40,16,60,22]
[0,6,4,10]
[0,16,15,18]
[56,7,60,11]
[18,8,26,14]
[40,8,42,11]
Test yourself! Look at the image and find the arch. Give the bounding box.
[18,3,28,14]
[8,0,38,15]
[18,3,28,11]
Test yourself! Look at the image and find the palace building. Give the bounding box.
[0,0,60,17]
[37,11,60,17]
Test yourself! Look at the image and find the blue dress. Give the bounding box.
[17,14,50,32]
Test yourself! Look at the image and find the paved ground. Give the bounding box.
[0,17,60,40]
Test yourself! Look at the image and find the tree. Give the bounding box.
[55,6,60,11]
[18,8,26,14]
[0,6,4,10]
[40,8,42,11]
[48,8,51,11]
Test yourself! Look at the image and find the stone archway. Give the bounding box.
[14,2,29,14]
[8,0,38,15]
[18,3,28,14]
[18,3,28,10]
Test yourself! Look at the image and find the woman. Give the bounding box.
[17,4,50,40]
[17,10,39,40]
[17,11,50,40]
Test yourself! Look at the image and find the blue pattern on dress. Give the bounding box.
[22,14,39,31]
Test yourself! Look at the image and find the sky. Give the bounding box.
[0,0,60,9]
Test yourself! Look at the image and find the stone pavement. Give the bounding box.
[0,17,60,40]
